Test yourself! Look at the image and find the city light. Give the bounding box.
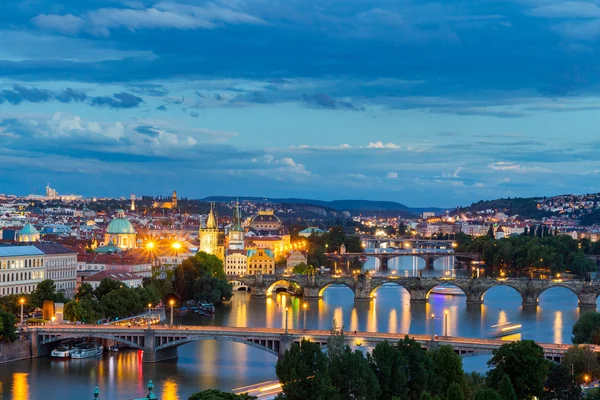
[172,242,182,250]
[145,242,155,250]
[169,299,175,306]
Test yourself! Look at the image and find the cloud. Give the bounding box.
[367,142,400,149]
[442,167,463,178]
[386,172,398,179]
[33,3,265,37]
[89,92,144,109]
[488,161,552,173]
[528,2,600,19]
[277,157,310,175]
[302,93,363,110]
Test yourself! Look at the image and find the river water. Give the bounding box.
[0,258,593,400]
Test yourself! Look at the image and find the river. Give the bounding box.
[0,259,593,400]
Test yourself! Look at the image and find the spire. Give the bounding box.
[232,200,243,232]
[206,203,217,229]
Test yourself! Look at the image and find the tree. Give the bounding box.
[93,279,124,300]
[0,311,16,342]
[572,312,600,344]
[562,345,600,379]
[192,274,233,304]
[542,363,581,400]
[275,339,339,400]
[474,389,501,400]
[99,288,142,319]
[487,224,495,239]
[487,341,548,400]
[368,341,409,400]
[0,294,32,315]
[292,263,316,275]
[75,282,94,301]
[398,221,407,236]
[174,252,231,303]
[497,375,517,400]
[329,346,380,400]
[446,382,464,400]
[188,389,257,400]
[397,336,435,399]
[429,345,465,397]
[30,279,68,308]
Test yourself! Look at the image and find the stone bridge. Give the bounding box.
[27,325,588,364]
[237,274,600,306]
[326,252,481,269]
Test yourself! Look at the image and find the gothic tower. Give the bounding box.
[199,203,219,255]
[172,190,178,208]
[228,201,245,250]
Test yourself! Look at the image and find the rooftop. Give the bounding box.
[0,245,44,257]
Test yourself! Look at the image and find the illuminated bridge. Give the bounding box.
[28,325,587,363]
[237,274,600,307]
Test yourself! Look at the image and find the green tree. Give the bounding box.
[487,341,548,400]
[573,312,600,344]
[446,382,464,400]
[93,278,124,300]
[562,344,600,379]
[368,341,409,400]
[30,279,68,308]
[419,393,433,400]
[497,375,517,400]
[174,252,231,303]
[292,263,316,275]
[329,346,380,400]
[188,389,257,399]
[192,274,233,304]
[473,389,501,400]
[275,339,339,400]
[429,345,465,397]
[64,298,99,323]
[0,311,17,342]
[75,282,94,301]
[398,221,407,236]
[0,294,32,315]
[99,288,142,319]
[542,363,581,400]
[397,336,435,399]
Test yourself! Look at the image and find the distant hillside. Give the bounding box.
[457,197,552,219]
[204,196,419,213]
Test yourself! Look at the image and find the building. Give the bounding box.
[103,209,137,250]
[250,210,282,232]
[298,227,325,237]
[286,250,307,268]
[85,270,143,289]
[0,246,45,296]
[227,202,245,250]
[199,203,223,258]
[17,223,40,242]
[77,251,153,278]
[153,191,178,209]
[225,250,248,276]
[247,248,275,274]
[34,242,78,298]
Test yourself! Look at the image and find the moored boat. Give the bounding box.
[71,343,103,359]
[51,345,77,358]
[487,322,522,338]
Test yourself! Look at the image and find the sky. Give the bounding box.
[0,0,600,207]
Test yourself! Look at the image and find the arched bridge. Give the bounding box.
[28,325,588,364]
[237,274,600,307]
[326,252,481,269]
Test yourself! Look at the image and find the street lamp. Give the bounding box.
[19,298,25,326]
[147,303,152,328]
[172,242,182,250]
[431,313,435,341]
[169,299,175,326]
[303,303,308,330]
[145,241,155,250]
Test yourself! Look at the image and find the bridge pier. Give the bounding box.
[142,328,178,363]
[303,287,322,299]
[250,286,267,298]
[408,289,428,303]
[424,257,435,270]
[465,293,484,305]
[578,290,598,308]
[278,335,293,360]
[521,292,539,307]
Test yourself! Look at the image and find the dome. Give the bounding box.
[251,211,281,224]
[107,215,135,234]
[18,223,39,235]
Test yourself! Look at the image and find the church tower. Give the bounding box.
[172,190,177,208]
[199,203,220,256]
[228,201,245,250]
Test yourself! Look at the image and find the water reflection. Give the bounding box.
[12,373,29,400]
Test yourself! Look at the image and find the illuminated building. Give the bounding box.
[286,250,307,268]
[103,209,137,250]
[153,190,178,209]
[17,222,40,243]
[247,248,275,275]
[225,202,248,275]
[250,210,282,231]
[199,203,224,259]
[0,246,45,296]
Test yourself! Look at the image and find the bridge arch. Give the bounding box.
[38,333,143,349]
[318,281,355,297]
[154,336,279,356]
[369,280,410,297]
[266,279,301,296]
[481,283,523,303]
[537,284,580,306]
[425,282,467,300]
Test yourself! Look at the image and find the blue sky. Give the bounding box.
[1,0,599,207]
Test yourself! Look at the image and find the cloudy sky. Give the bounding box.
[1,0,599,206]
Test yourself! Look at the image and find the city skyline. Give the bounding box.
[1,0,600,206]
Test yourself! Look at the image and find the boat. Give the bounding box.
[487,322,522,338]
[51,344,77,358]
[71,343,103,359]
[108,345,119,352]
[430,284,465,296]
[198,302,215,314]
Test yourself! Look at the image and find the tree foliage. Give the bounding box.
[188,389,257,400]
[542,363,582,400]
[29,279,68,308]
[572,312,600,344]
[0,311,16,342]
[368,341,409,400]
[173,252,232,303]
[487,341,548,400]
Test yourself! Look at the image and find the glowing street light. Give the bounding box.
[431,313,435,341]
[444,310,448,337]
[302,303,308,329]
[285,307,289,335]
[169,299,175,326]
[172,242,182,250]
[145,241,155,250]
[147,303,152,328]
[19,297,25,325]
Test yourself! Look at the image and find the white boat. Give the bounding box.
[430,284,465,296]
[51,345,77,358]
[71,343,103,359]
[487,322,522,338]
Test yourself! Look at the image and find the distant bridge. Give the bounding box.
[326,251,481,269]
[237,274,600,307]
[28,325,587,363]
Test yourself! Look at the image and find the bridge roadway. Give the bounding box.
[28,324,588,363]
[326,251,481,269]
[237,274,600,307]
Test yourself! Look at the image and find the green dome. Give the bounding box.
[107,217,135,234]
[19,223,39,235]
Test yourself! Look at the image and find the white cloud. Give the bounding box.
[488,161,551,173]
[32,3,265,37]
[528,1,600,18]
[276,157,310,175]
[442,167,463,178]
[386,171,398,179]
[367,141,401,149]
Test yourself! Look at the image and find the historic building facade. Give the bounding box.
[103,209,137,250]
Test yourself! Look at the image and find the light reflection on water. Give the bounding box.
[0,276,592,400]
